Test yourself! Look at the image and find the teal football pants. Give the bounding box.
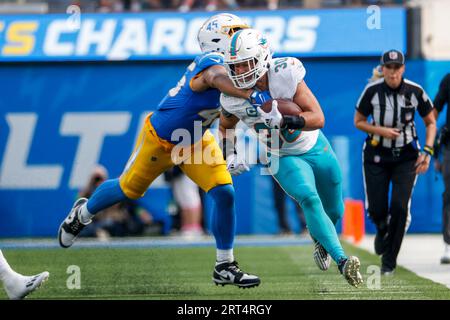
[270,131,347,264]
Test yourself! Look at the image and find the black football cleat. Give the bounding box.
[58,198,90,248]
[213,261,260,288]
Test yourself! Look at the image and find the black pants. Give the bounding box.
[363,142,418,269]
[442,144,450,245]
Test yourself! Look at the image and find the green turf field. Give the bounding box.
[1,242,449,300]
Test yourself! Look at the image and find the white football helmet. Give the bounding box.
[224,29,272,89]
[197,13,249,55]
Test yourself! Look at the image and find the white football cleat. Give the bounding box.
[313,239,331,271]
[58,198,90,248]
[4,271,49,300]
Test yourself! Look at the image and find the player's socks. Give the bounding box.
[216,249,234,264]
[86,178,127,215]
[79,204,93,224]
[208,184,235,250]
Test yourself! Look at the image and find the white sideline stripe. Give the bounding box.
[357,234,450,289]
[0,236,312,250]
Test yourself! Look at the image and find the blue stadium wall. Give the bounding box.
[1,59,448,237]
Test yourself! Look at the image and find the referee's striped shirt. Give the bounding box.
[355,78,434,148]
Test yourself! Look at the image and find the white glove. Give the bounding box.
[226,153,250,176]
[257,100,283,129]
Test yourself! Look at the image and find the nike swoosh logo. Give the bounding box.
[220,274,231,281]
[210,58,221,64]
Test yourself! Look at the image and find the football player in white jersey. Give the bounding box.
[0,250,49,299]
[219,29,363,287]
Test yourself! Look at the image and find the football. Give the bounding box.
[260,99,302,116]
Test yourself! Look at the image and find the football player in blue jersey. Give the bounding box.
[58,13,270,289]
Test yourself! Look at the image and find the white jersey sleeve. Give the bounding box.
[268,57,306,99]
[220,57,318,156]
[220,93,252,118]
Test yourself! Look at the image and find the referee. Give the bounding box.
[354,50,437,275]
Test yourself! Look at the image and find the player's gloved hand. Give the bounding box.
[226,153,250,176]
[248,89,271,108]
[257,100,283,129]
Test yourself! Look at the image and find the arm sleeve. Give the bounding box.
[197,53,224,71]
[434,74,450,113]
[220,93,248,116]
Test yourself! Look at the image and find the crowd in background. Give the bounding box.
[0,0,409,13]
[73,0,406,12]
[92,0,407,12]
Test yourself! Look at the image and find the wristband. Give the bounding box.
[281,115,306,129]
[423,145,434,157]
